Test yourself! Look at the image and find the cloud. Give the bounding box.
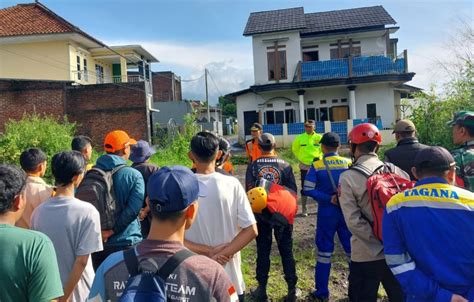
[106,39,254,104]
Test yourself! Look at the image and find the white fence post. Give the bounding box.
[282,123,289,148]
[324,121,331,133]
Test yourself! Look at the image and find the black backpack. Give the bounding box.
[76,165,126,230]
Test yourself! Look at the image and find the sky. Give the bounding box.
[2,0,472,104]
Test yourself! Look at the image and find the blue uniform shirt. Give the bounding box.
[383,177,474,302]
[303,152,351,216]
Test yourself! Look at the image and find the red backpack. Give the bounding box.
[351,163,414,241]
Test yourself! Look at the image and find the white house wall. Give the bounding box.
[355,83,396,128]
[252,31,302,85]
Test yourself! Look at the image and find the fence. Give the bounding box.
[250,119,395,148]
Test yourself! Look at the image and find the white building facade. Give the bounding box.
[227,6,417,144]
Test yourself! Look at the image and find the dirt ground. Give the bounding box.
[234,164,351,301]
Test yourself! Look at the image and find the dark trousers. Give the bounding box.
[300,169,308,195]
[92,244,133,271]
[348,259,404,302]
[255,217,297,289]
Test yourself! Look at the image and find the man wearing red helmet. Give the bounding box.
[338,123,409,302]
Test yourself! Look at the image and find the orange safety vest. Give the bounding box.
[222,161,235,175]
[246,138,276,162]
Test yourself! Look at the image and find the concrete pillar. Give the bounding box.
[347,119,354,133]
[324,121,331,133]
[348,86,356,119]
[282,123,289,148]
[297,89,305,122]
[120,56,128,82]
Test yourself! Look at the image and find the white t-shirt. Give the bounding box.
[31,196,103,302]
[185,172,256,295]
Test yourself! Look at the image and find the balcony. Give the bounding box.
[72,71,147,85]
[295,51,408,82]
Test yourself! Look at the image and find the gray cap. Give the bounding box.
[393,119,416,133]
[258,133,275,146]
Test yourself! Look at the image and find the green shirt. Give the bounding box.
[452,139,474,192]
[0,224,63,302]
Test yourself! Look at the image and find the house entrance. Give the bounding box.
[332,106,349,121]
[243,111,259,135]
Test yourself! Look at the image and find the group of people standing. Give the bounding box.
[0,110,472,302]
[244,111,473,302]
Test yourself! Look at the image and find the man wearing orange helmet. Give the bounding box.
[338,123,408,302]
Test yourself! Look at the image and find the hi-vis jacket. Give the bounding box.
[303,152,351,216]
[291,132,323,166]
[245,138,275,163]
[383,177,474,302]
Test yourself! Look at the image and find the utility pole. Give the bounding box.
[205,68,210,123]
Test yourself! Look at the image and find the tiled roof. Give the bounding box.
[243,7,306,36]
[243,6,396,36]
[0,2,105,46]
[301,6,395,35]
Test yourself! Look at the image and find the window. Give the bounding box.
[303,51,319,62]
[267,45,287,81]
[319,108,329,121]
[308,100,314,105]
[320,100,327,105]
[95,64,104,84]
[332,99,338,104]
[330,40,361,59]
[285,109,295,123]
[367,103,377,119]
[83,58,88,82]
[285,102,292,107]
[275,111,284,124]
[306,108,316,121]
[266,103,273,108]
[266,111,275,124]
[76,56,81,80]
[341,98,347,103]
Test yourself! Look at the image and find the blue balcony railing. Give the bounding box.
[299,53,408,82]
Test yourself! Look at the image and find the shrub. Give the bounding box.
[408,63,473,150]
[149,114,200,167]
[0,113,76,182]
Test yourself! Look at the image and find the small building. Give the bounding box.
[152,71,182,102]
[226,6,419,144]
[0,2,158,89]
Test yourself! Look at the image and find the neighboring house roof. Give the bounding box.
[243,5,396,36]
[0,2,106,46]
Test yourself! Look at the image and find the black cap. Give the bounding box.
[250,123,263,131]
[320,132,340,147]
[414,146,455,171]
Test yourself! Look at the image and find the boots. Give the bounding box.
[301,195,308,217]
[285,286,297,302]
[251,284,268,302]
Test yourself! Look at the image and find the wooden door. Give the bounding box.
[332,106,349,121]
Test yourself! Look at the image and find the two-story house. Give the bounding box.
[226,6,417,142]
[0,2,158,92]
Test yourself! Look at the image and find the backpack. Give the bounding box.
[75,165,126,230]
[119,248,195,302]
[351,163,414,241]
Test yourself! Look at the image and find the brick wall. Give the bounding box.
[66,82,148,146]
[152,71,182,101]
[0,79,149,147]
[0,80,67,133]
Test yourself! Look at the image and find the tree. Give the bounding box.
[218,96,237,117]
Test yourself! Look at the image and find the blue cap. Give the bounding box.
[130,140,156,164]
[147,166,199,213]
